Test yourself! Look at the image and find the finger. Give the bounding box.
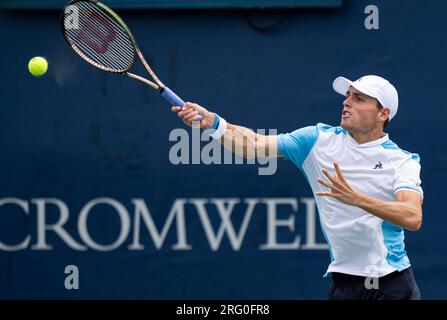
[333,162,346,182]
[317,178,332,189]
[178,107,193,115]
[192,113,202,122]
[322,168,337,184]
[184,111,199,122]
[171,106,181,113]
[178,108,195,118]
[315,192,333,197]
[183,110,198,121]
[182,102,195,111]
[185,102,205,114]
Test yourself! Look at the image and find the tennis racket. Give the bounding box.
[61,0,202,119]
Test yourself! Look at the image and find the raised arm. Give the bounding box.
[171,102,282,159]
[316,162,423,231]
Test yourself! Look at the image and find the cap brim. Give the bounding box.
[332,76,376,99]
[333,77,353,95]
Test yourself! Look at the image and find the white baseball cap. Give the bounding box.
[332,75,399,121]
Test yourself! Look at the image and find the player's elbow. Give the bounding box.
[407,221,422,232]
[406,213,422,232]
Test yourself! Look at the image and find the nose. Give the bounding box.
[343,96,352,108]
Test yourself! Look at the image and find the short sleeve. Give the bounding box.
[394,157,423,198]
[277,125,319,168]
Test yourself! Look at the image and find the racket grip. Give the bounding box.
[162,86,203,121]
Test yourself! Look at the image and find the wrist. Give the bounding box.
[354,192,369,208]
[209,114,227,140]
[210,112,219,129]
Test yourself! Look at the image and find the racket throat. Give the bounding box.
[125,72,160,91]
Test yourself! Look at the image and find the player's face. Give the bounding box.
[340,87,382,134]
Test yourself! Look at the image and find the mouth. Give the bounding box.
[342,110,351,119]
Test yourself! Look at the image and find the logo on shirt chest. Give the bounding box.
[373,161,383,169]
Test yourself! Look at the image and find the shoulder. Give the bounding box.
[279,123,346,144]
[380,139,421,170]
[277,123,342,164]
[380,139,421,163]
[312,123,348,147]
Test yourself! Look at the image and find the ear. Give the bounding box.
[379,107,390,121]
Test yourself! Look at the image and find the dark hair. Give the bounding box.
[377,101,389,130]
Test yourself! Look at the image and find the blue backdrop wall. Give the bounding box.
[0,0,445,299]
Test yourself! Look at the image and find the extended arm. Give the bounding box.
[172,102,282,159]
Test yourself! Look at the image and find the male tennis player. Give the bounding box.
[171,75,423,300]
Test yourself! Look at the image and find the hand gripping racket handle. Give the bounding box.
[161,86,203,121]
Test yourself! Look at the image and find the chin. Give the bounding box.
[340,122,350,130]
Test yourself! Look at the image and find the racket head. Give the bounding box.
[61,0,138,74]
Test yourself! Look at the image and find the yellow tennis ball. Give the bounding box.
[28,57,48,77]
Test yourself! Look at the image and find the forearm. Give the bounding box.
[173,104,279,158]
[218,123,277,159]
[355,193,422,231]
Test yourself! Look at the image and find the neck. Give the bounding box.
[348,128,384,144]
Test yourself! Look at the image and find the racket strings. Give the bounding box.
[76,6,133,56]
[72,2,134,65]
[63,0,136,72]
[74,9,131,68]
[66,3,133,70]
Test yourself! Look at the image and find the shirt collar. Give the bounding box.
[346,132,389,148]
